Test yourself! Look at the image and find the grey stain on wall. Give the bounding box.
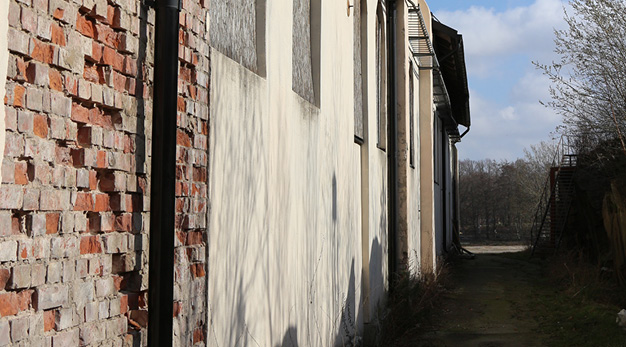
[332,174,337,222]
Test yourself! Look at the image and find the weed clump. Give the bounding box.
[377,263,449,346]
[546,250,626,308]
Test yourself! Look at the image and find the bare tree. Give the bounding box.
[535,0,626,144]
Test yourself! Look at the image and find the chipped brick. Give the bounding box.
[73,192,93,211]
[9,265,31,289]
[0,269,10,290]
[44,310,55,332]
[46,213,60,234]
[0,185,24,209]
[7,27,29,55]
[10,316,29,342]
[29,38,55,64]
[80,236,102,254]
[34,114,49,138]
[0,292,19,317]
[51,22,66,46]
[76,14,95,38]
[34,284,68,310]
[49,69,63,92]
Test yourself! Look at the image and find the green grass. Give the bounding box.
[382,250,626,346]
[531,287,626,346]
[530,253,626,347]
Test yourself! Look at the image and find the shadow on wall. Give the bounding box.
[332,237,386,346]
[371,172,388,304]
[208,60,289,346]
[335,260,359,346]
[270,237,386,346]
[276,326,298,347]
[209,56,389,345]
[369,236,384,308]
[120,1,149,345]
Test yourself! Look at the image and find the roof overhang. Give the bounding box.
[407,4,451,122]
[432,20,471,129]
[407,2,470,139]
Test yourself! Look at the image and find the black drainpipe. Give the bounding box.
[387,0,399,289]
[148,0,180,344]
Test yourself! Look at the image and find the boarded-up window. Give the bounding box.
[354,0,364,142]
[293,0,315,104]
[434,116,442,184]
[409,62,415,168]
[376,6,386,150]
[210,0,262,73]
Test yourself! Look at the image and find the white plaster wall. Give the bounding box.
[395,0,422,274]
[0,0,9,183]
[363,0,388,323]
[418,0,437,274]
[207,0,389,345]
[407,68,421,272]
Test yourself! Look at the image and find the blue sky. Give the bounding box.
[431,0,536,12]
[429,0,569,160]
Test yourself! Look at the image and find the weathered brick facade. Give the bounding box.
[1,0,209,344]
[172,0,210,345]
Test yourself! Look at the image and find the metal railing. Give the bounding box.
[529,135,578,256]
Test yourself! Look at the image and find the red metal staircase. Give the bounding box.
[530,137,577,257]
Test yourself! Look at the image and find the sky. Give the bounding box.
[429,0,570,161]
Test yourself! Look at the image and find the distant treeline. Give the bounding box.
[460,143,554,243]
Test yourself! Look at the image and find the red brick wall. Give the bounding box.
[1,0,209,344]
[172,0,210,345]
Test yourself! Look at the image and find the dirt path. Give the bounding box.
[416,250,548,347]
[408,248,626,347]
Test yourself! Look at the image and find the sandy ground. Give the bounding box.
[464,245,528,254]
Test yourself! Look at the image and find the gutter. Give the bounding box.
[148,0,180,344]
[459,126,470,139]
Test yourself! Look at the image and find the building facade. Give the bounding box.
[0,0,468,345]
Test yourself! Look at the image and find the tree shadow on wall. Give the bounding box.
[271,237,386,347]
[208,60,286,347]
[334,260,360,346]
[333,237,386,346]
[276,326,298,347]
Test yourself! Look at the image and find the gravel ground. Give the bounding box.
[464,245,528,254]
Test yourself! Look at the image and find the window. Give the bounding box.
[434,116,442,184]
[354,0,364,143]
[409,62,415,168]
[293,0,320,105]
[210,0,266,75]
[376,5,386,150]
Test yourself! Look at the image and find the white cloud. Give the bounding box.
[500,106,517,120]
[436,0,566,57]
[433,0,569,160]
[435,0,569,78]
[460,80,562,160]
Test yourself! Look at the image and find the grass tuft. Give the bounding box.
[376,263,449,347]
